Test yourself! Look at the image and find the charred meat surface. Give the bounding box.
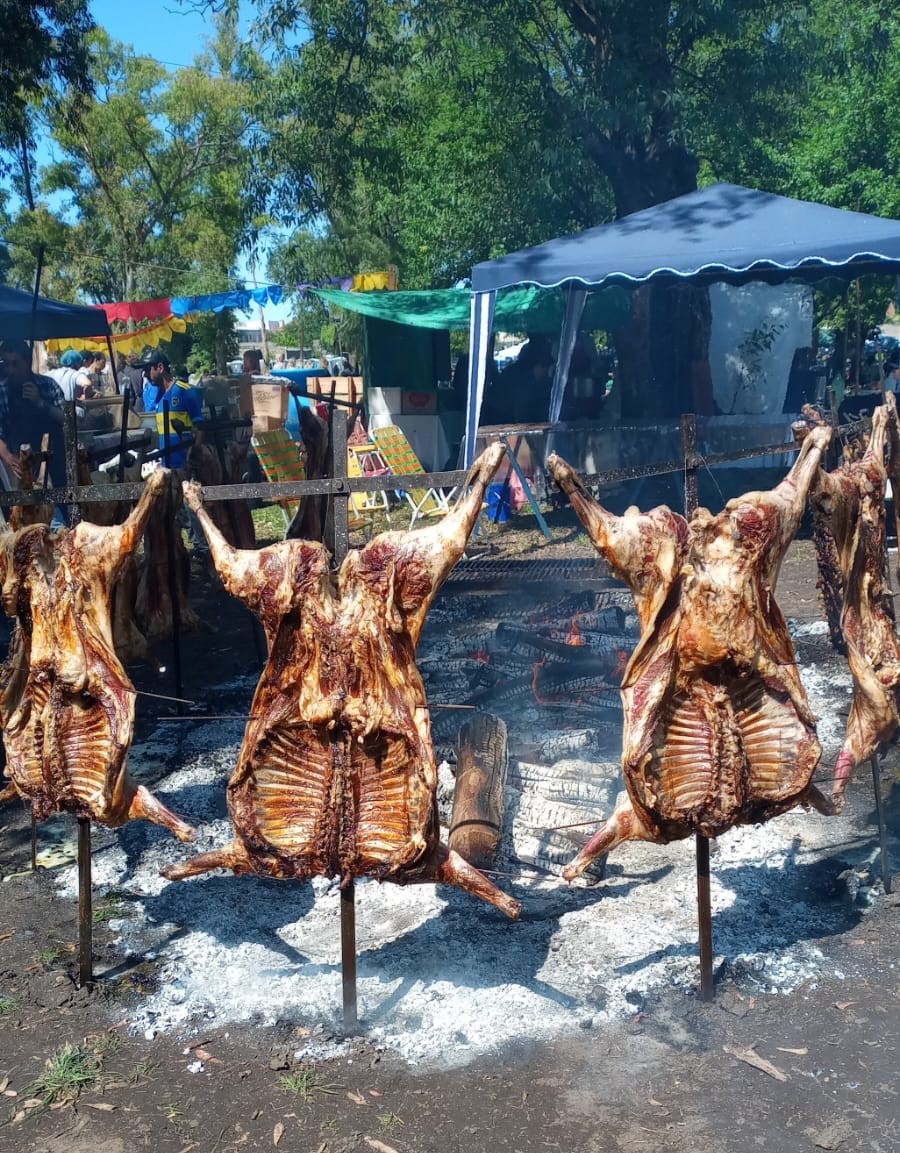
[135,469,205,639]
[164,443,520,919]
[0,468,196,839]
[547,426,836,879]
[811,396,900,808]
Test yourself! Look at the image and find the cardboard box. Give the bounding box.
[239,380,289,422]
[251,414,285,434]
[310,376,363,407]
[401,390,438,415]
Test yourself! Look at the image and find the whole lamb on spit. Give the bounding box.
[163,442,521,919]
[809,394,900,808]
[547,424,836,880]
[0,467,196,840]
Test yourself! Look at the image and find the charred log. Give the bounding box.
[449,713,508,869]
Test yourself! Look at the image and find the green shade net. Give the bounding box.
[312,284,630,332]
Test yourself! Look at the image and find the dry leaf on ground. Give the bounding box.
[722,1044,788,1082]
[364,1139,400,1153]
[273,1121,284,1146]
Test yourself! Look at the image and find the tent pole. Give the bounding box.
[548,286,587,423]
[107,335,121,395]
[463,291,496,466]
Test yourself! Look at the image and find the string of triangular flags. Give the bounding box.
[46,272,393,355]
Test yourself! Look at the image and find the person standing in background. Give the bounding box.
[48,348,92,402]
[883,358,900,392]
[118,353,146,411]
[0,339,67,527]
[85,352,108,395]
[142,351,204,469]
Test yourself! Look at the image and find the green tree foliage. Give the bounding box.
[4,16,259,371]
[0,0,94,173]
[248,0,822,414]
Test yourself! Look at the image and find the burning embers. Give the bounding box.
[547,426,838,878]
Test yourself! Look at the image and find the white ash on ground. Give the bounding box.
[48,607,894,1066]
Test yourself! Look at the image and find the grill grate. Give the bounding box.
[447,556,615,588]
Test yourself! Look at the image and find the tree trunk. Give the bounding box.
[586,136,714,418]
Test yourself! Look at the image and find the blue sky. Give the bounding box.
[89,0,252,70]
[43,1,296,319]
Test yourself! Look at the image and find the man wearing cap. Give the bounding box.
[142,351,205,469]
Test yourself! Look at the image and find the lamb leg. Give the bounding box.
[356,441,506,645]
[161,838,254,880]
[400,842,521,919]
[92,465,170,572]
[757,423,831,586]
[562,792,662,881]
[400,441,505,581]
[182,480,306,614]
[0,781,18,805]
[128,785,197,842]
[547,452,686,624]
[800,782,838,816]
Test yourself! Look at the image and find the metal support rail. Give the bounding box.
[0,414,872,511]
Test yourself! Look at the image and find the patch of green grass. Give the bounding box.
[125,1060,157,1085]
[161,1102,183,1123]
[87,1032,121,1057]
[37,945,69,967]
[276,1066,337,1103]
[92,896,128,924]
[378,1111,404,1132]
[26,1043,103,1105]
[0,996,17,1016]
[251,504,287,543]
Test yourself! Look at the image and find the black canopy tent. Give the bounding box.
[0,284,110,342]
[464,183,900,463]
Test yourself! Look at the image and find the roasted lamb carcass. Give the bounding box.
[135,468,205,639]
[547,426,836,879]
[0,468,196,839]
[164,443,521,918]
[811,396,900,808]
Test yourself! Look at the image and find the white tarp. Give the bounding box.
[709,283,814,416]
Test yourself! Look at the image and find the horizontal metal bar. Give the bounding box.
[0,417,870,509]
[0,470,469,508]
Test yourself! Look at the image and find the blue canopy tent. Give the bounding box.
[0,284,110,342]
[464,183,900,464]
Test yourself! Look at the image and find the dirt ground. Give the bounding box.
[0,518,898,1153]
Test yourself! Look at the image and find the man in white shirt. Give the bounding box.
[48,349,92,402]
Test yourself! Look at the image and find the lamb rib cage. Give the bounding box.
[547,424,836,879]
[164,443,521,920]
[0,468,196,841]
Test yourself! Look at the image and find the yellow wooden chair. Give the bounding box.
[347,443,393,533]
[372,424,453,527]
[251,427,307,529]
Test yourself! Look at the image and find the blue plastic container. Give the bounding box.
[487,483,511,523]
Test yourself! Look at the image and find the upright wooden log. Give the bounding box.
[449,712,508,869]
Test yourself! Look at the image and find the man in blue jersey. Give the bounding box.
[142,351,205,468]
[141,351,207,555]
